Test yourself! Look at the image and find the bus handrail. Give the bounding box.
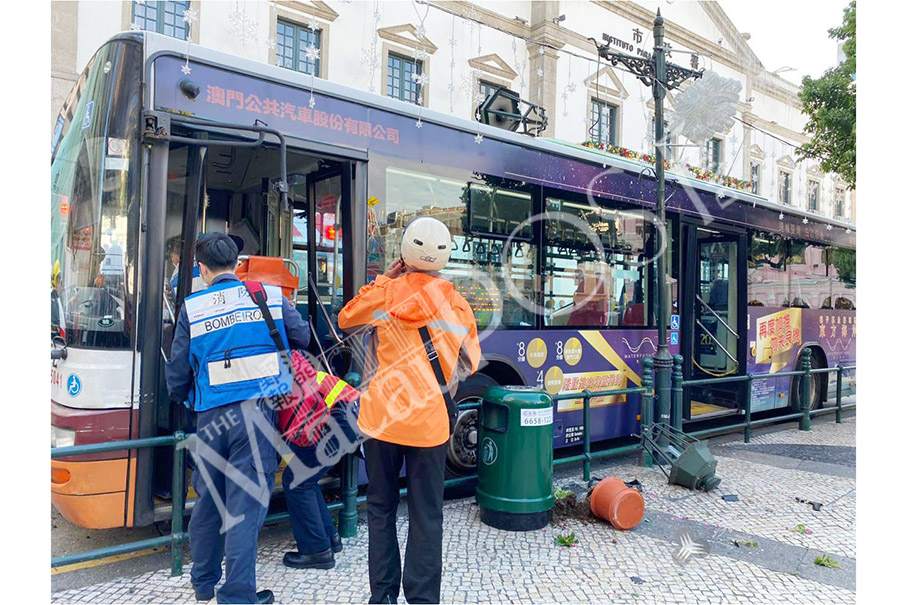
[696,294,739,339]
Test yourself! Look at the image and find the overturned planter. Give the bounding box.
[589,477,645,530]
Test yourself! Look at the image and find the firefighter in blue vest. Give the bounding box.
[166,233,310,604]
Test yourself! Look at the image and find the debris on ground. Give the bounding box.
[732,539,759,548]
[790,524,814,535]
[722,494,739,502]
[551,487,595,524]
[795,497,823,511]
[630,576,645,585]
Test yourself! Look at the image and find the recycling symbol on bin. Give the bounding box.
[481,437,498,466]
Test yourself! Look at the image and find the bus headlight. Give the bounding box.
[51,426,76,449]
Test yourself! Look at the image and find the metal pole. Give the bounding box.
[582,389,592,482]
[670,355,684,430]
[798,350,812,431]
[170,431,186,577]
[339,451,359,538]
[835,365,844,423]
[652,9,673,443]
[744,375,753,443]
[640,357,654,468]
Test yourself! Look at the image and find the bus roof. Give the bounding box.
[137,31,855,234]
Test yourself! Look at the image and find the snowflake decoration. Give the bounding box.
[412,73,430,86]
[304,45,321,61]
[802,217,808,224]
[266,38,276,51]
[416,119,424,129]
[182,8,199,25]
[474,91,486,104]
[474,133,484,144]
[181,63,192,75]
[566,82,577,94]
[539,47,545,56]
[308,18,320,32]
[448,82,455,92]
[362,47,382,73]
[308,95,316,109]
[417,95,424,105]
[669,70,742,145]
[414,48,429,61]
[779,212,785,221]
[415,24,427,40]
[716,190,726,200]
[449,37,457,48]
[229,10,258,42]
[845,228,851,234]
[826,224,833,231]
[536,68,544,78]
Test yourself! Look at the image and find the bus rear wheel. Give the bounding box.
[791,348,825,411]
[447,374,498,476]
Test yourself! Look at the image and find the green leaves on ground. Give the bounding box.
[814,554,842,569]
[555,531,579,547]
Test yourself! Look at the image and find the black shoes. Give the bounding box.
[330,532,343,553]
[194,587,272,602]
[283,547,336,570]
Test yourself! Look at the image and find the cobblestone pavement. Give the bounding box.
[51,415,856,604]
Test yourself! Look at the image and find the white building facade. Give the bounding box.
[51,0,855,221]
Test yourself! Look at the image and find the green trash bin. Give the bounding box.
[476,386,554,531]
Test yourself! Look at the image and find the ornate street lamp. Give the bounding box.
[590,9,703,433]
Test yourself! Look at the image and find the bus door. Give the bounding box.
[681,223,747,420]
[294,161,357,377]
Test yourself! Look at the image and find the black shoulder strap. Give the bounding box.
[245,281,288,352]
[418,325,458,424]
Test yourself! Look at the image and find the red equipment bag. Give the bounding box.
[244,281,359,446]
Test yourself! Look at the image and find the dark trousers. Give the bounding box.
[283,441,335,553]
[364,438,447,604]
[188,400,278,604]
[283,401,360,553]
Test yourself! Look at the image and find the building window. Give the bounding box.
[808,180,820,211]
[132,1,190,40]
[778,170,792,205]
[706,138,722,172]
[387,53,423,105]
[750,162,761,195]
[834,188,846,218]
[276,20,321,76]
[590,99,618,146]
[478,81,502,103]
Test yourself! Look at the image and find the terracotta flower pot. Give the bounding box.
[589,477,645,530]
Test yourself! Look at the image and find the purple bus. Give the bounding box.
[51,33,855,528]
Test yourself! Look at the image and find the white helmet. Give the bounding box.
[401,217,452,272]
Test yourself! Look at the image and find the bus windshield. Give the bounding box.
[51,40,142,349]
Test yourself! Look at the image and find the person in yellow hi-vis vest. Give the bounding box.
[339,217,481,604]
[282,371,359,571]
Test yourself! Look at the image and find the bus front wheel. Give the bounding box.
[447,374,498,476]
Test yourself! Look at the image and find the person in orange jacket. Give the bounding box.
[338,217,481,604]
